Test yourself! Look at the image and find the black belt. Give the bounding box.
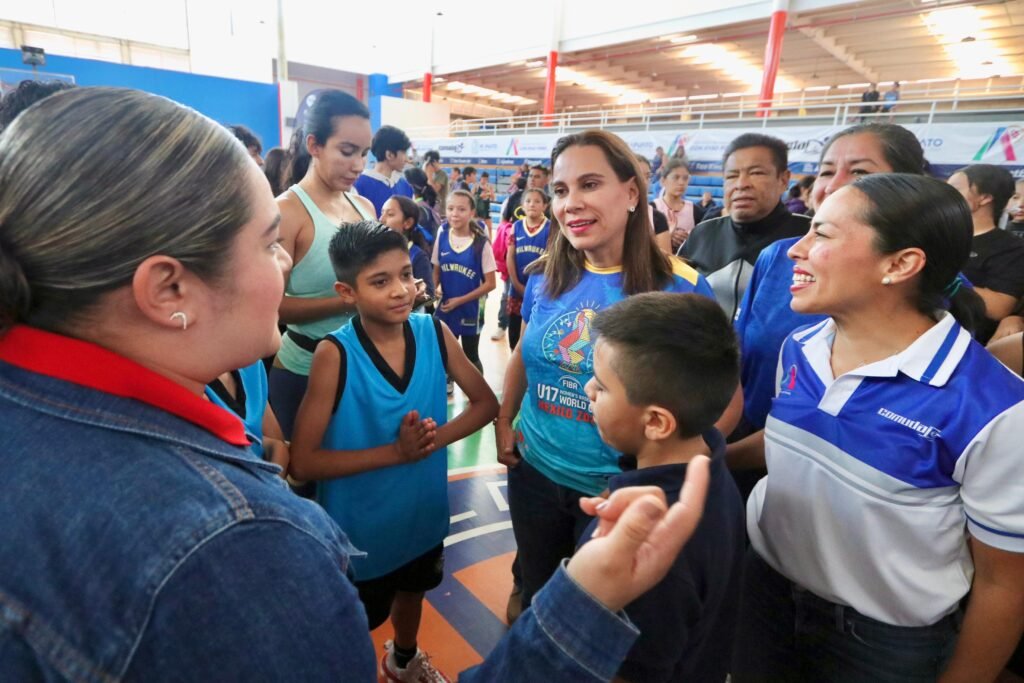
[286,330,322,353]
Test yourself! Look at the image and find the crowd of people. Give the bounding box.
[1,77,1024,683]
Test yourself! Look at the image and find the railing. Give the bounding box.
[403,85,1024,138]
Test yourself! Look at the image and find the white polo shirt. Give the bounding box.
[748,313,1024,627]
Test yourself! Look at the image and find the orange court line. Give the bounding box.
[453,550,517,625]
[370,597,483,680]
[447,466,506,482]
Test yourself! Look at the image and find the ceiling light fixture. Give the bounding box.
[543,66,650,104]
[676,43,797,91]
[922,6,1011,79]
[442,80,536,104]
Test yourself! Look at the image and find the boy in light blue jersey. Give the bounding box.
[290,220,498,683]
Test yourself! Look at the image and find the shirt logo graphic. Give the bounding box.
[542,307,597,374]
[877,408,942,441]
[779,364,797,395]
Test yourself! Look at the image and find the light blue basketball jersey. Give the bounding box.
[317,314,449,580]
[204,360,267,458]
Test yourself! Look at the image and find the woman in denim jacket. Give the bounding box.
[0,87,709,682]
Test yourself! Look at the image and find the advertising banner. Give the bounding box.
[414,122,1024,179]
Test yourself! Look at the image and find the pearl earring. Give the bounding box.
[882,276,892,285]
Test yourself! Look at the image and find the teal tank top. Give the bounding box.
[277,185,375,375]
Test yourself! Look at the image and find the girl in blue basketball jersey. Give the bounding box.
[380,195,434,301]
[432,189,496,373]
[506,187,551,349]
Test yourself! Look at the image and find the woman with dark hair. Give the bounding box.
[271,90,377,437]
[730,124,936,502]
[732,174,1024,682]
[496,129,728,610]
[0,86,714,681]
[947,164,1024,343]
[262,146,289,197]
[655,158,702,251]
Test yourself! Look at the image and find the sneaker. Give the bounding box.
[446,380,454,396]
[505,585,523,624]
[381,640,452,683]
[490,328,507,341]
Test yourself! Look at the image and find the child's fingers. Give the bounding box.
[581,485,666,539]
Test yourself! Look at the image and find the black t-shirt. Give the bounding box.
[963,228,1024,342]
[652,206,669,234]
[963,229,1024,298]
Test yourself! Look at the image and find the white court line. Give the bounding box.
[444,521,514,547]
[485,481,509,512]
[448,463,505,477]
[449,510,478,524]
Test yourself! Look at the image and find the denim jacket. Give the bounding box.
[0,326,638,682]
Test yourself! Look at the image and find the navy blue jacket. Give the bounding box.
[581,430,745,683]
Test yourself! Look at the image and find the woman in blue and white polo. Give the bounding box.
[732,174,1024,682]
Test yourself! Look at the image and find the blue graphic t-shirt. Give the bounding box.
[517,259,715,495]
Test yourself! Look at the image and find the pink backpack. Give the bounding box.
[493,221,513,279]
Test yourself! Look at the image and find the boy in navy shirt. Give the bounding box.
[290,221,498,683]
[582,292,745,683]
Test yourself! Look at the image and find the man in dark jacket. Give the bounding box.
[679,133,809,321]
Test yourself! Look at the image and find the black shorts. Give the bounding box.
[1008,636,1024,677]
[355,544,445,629]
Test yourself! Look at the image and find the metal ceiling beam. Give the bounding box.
[797,24,879,83]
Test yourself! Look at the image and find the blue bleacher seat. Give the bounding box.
[689,175,724,187]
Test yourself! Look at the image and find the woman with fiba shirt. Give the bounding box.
[731,175,1024,682]
[495,130,729,609]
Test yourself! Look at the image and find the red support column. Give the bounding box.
[542,50,558,127]
[423,73,433,103]
[757,0,789,118]
[356,77,364,102]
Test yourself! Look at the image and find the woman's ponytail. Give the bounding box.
[0,238,31,332]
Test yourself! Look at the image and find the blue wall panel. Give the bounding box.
[0,48,280,149]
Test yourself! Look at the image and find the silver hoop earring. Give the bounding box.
[882,276,892,286]
[170,311,188,331]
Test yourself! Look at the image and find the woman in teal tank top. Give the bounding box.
[269,90,377,438]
